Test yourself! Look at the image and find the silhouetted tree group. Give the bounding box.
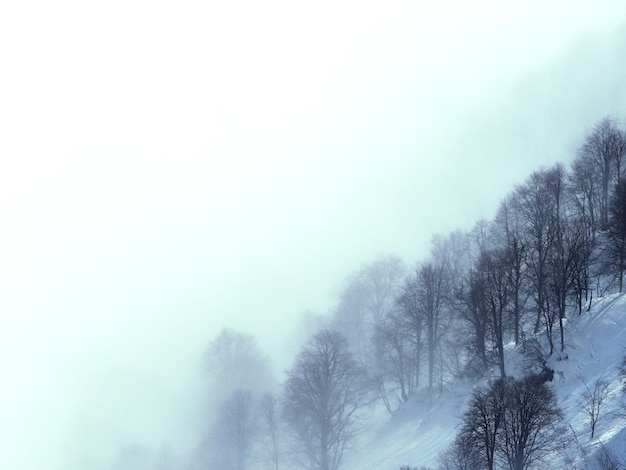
[195,116,626,470]
[445,374,563,470]
[328,117,626,414]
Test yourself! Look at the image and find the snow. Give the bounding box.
[343,293,626,469]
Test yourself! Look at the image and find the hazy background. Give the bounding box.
[1,1,626,468]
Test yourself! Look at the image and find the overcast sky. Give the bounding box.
[2,1,626,469]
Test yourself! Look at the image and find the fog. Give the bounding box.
[1,1,626,468]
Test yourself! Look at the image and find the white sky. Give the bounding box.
[1,1,626,469]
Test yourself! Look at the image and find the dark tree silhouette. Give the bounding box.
[415,262,448,390]
[475,249,512,377]
[374,308,419,411]
[499,375,563,470]
[607,176,626,292]
[333,256,405,369]
[459,378,508,470]
[511,168,557,336]
[455,374,563,470]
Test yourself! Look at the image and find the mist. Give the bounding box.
[2,1,626,468]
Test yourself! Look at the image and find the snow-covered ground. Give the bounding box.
[343,293,626,469]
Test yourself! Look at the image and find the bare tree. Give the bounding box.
[580,375,610,439]
[394,274,427,390]
[204,328,274,401]
[458,378,508,470]
[521,337,550,373]
[431,229,474,287]
[455,374,563,470]
[499,374,563,470]
[579,117,626,228]
[606,176,626,292]
[333,255,405,368]
[260,392,282,470]
[511,165,581,353]
[567,155,599,311]
[282,329,372,470]
[437,432,483,470]
[570,152,601,237]
[212,389,258,470]
[593,444,624,470]
[374,308,419,411]
[199,329,273,469]
[492,199,531,346]
[451,272,490,372]
[414,262,448,390]
[511,168,557,335]
[539,164,590,351]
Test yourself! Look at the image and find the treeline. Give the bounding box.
[331,116,626,409]
[193,116,626,470]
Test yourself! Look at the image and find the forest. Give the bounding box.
[112,116,626,470]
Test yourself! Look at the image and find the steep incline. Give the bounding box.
[343,293,626,469]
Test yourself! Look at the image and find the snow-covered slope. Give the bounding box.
[343,293,626,469]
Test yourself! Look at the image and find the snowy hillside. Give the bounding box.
[343,293,626,469]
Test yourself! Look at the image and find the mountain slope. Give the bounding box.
[343,293,626,469]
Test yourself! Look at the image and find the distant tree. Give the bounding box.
[282,329,372,470]
[570,151,601,237]
[606,176,626,292]
[579,117,626,228]
[394,273,427,388]
[374,308,419,411]
[204,328,274,401]
[431,229,474,287]
[358,255,406,326]
[548,215,588,350]
[619,356,626,394]
[451,271,490,372]
[333,255,405,368]
[111,442,181,470]
[210,389,258,470]
[199,330,273,469]
[259,392,282,470]
[470,218,494,255]
[431,230,478,384]
[476,249,512,378]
